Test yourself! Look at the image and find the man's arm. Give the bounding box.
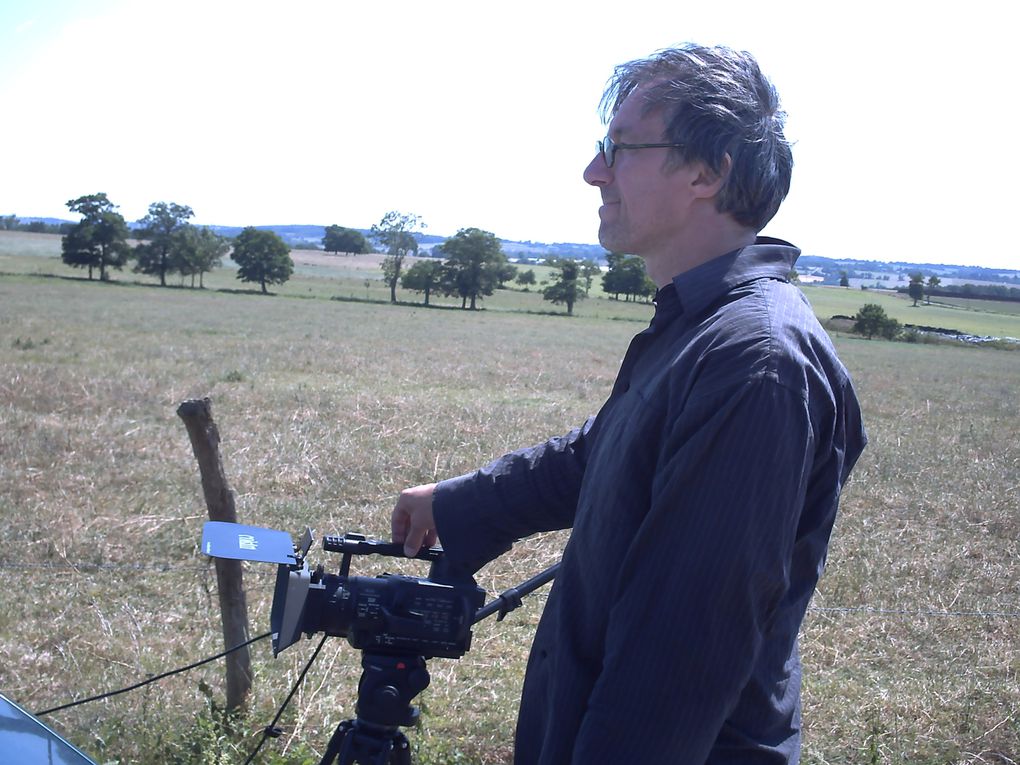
[392,417,597,571]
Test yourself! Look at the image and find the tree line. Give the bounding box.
[380,218,581,312]
[20,205,1017,309]
[48,194,659,314]
[900,272,1020,303]
[2,215,74,235]
[58,193,293,293]
[361,211,653,315]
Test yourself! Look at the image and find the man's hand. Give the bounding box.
[391,483,439,557]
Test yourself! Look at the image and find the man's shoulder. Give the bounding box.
[699,274,819,346]
[679,277,848,398]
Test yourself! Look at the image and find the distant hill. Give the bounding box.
[201,224,606,263]
[796,255,1020,288]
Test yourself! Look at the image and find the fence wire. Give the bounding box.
[2,559,1018,620]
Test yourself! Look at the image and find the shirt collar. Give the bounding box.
[650,279,682,329]
[668,236,801,319]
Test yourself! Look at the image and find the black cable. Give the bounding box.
[243,634,329,765]
[35,632,272,716]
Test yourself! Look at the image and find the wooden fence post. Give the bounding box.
[176,397,252,712]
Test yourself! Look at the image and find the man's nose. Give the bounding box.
[583,152,610,187]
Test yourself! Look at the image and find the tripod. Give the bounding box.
[318,652,430,765]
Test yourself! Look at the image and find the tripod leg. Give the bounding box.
[389,732,411,765]
[317,720,354,765]
[319,719,411,765]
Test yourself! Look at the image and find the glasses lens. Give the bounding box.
[601,136,615,167]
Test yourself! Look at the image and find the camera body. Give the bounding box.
[262,531,485,659]
[273,565,483,658]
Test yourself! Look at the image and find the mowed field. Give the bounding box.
[801,285,1020,340]
[1,232,1018,763]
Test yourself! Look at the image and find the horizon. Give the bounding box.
[9,215,1018,275]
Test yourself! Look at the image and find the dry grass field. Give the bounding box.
[1,239,1018,763]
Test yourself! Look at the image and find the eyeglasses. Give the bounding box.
[597,134,685,168]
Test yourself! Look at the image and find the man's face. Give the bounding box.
[583,89,701,277]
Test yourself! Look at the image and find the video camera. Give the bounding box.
[202,522,485,659]
[202,521,556,764]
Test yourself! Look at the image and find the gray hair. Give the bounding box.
[602,44,793,231]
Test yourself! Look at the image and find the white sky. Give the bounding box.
[1,0,1016,270]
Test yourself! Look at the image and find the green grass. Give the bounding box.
[1,234,1019,763]
[932,294,1020,317]
[802,284,1020,339]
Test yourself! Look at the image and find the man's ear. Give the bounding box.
[691,153,731,200]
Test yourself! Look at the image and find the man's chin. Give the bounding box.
[598,225,623,254]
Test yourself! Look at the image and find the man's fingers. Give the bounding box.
[405,528,438,557]
[403,526,427,558]
[402,523,438,557]
[391,507,409,544]
[391,483,438,557]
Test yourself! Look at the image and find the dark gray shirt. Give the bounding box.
[434,238,867,764]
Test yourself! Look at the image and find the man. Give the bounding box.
[392,44,866,763]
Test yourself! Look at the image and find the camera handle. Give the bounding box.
[474,562,560,624]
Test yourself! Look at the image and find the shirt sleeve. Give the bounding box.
[571,374,817,763]
[432,417,596,575]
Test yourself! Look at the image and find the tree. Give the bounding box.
[879,315,901,340]
[543,258,586,315]
[61,224,97,277]
[440,227,507,310]
[926,275,941,304]
[601,252,628,299]
[173,226,229,288]
[323,225,368,255]
[908,272,925,306]
[231,227,293,294]
[61,193,131,281]
[602,252,655,301]
[839,271,850,288]
[788,268,800,284]
[496,262,518,288]
[401,260,445,305]
[2,215,18,230]
[853,303,900,340]
[371,211,424,303]
[134,201,195,286]
[516,269,537,289]
[579,260,602,295]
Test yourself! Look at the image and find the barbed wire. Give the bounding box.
[0,561,207,573]
[809,605,1020,619]
[3,559,1017,620]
